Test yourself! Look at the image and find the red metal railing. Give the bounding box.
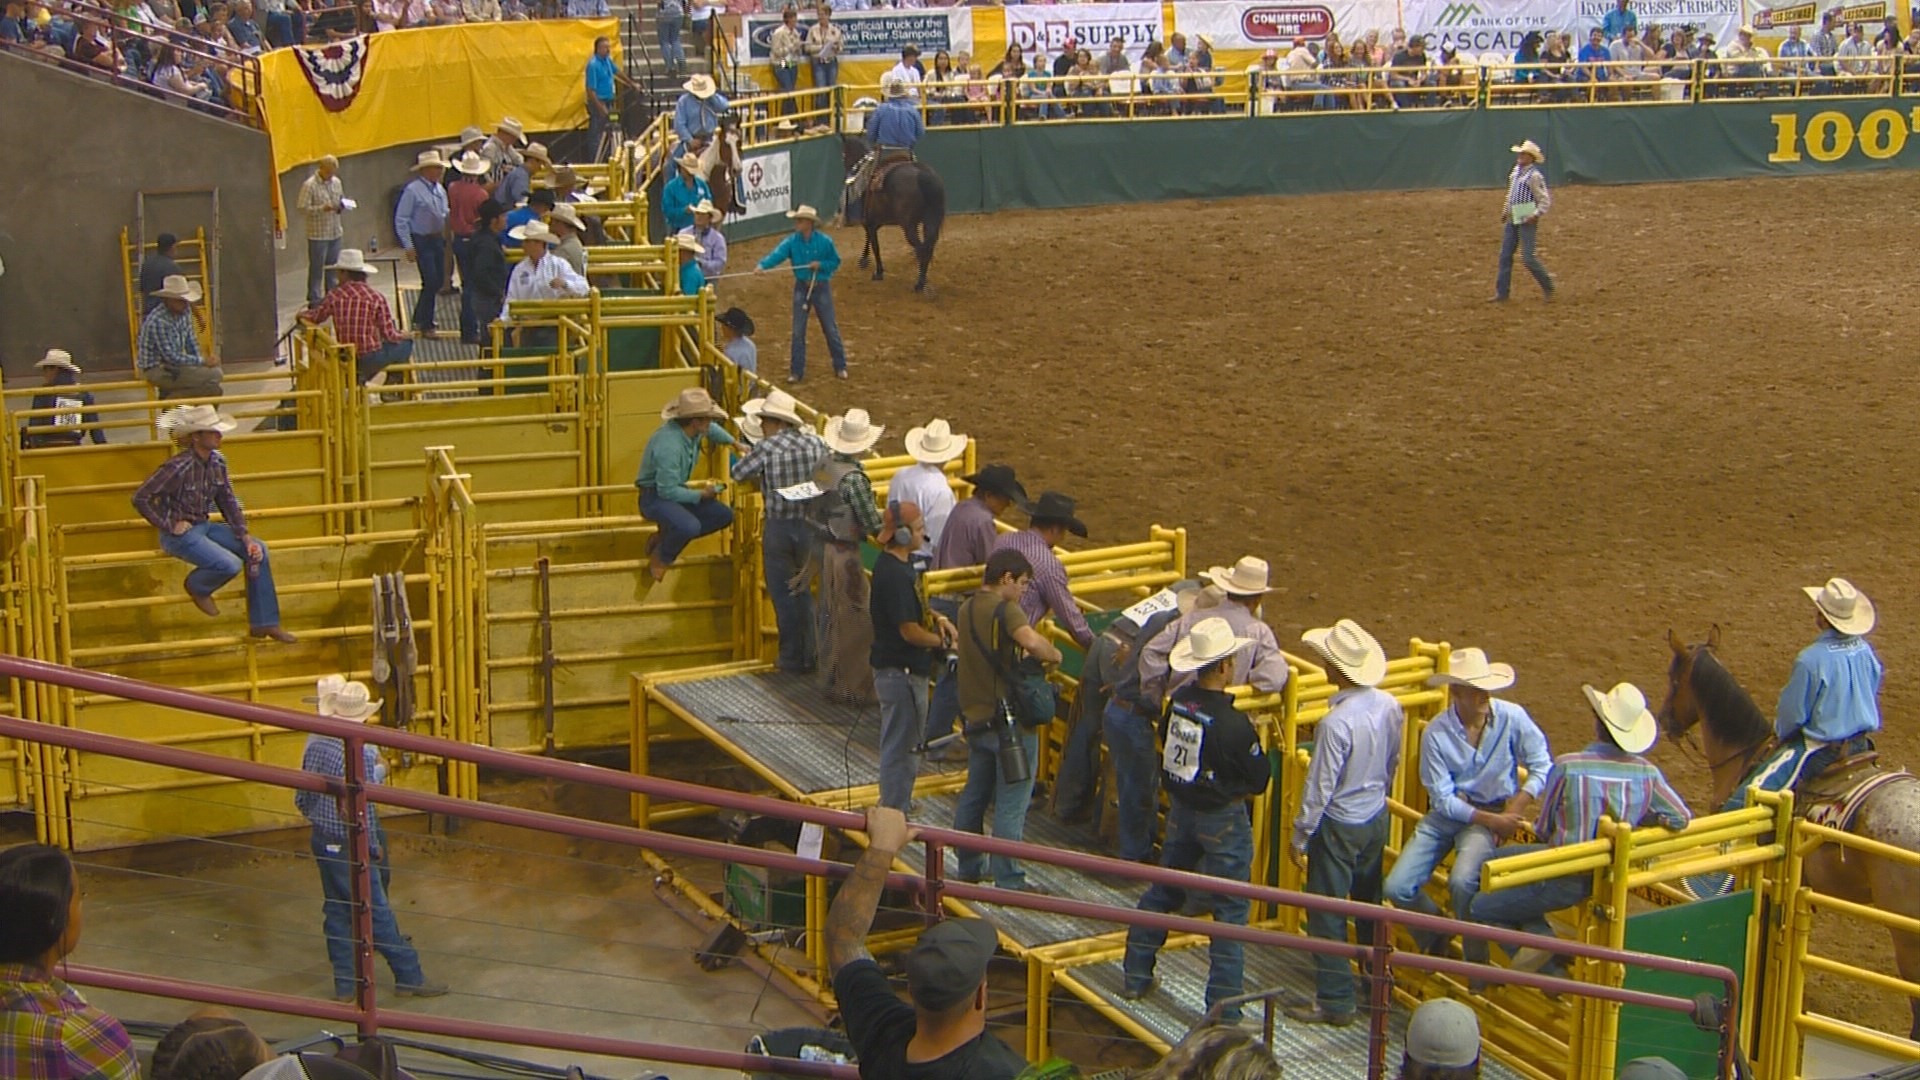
[0,653,1740,1078]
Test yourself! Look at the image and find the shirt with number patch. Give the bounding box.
[1158,684,1270,811]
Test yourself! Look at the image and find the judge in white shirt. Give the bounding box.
[888,418,967,559]
[885,44,926,100]
[502,221,589,348]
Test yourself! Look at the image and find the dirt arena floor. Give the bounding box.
[723,169,1919,1038]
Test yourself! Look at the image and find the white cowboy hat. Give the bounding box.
[303,673,349,710]
[452,150,490,176]
[411,149,447,170]
[1804,577,1875,635]
[677,152,703,172]
[786,204,820,222]
[744,389,804,427]
[1169,616,1252,673]
[690,199,718,216]
[1302,618,1388,688]
[735,412,765,443]
[495,116,526,142]
[168,403,238,436]
[547,202,585,230]
[1583,681,1657,754]
[660,386,727,422]
[883,75,909,97]
[1201,556,1274,597]
[904,418,968,465]
[457,125,486,146]
[523,141,552,164]
[683,73,718,98]
[670,233,703,254]
[1427,647,1516,692]
[324,680,383,722]
[325,248,379,274]
[150,274,203,302]
[35,348,80,373]
[509,221,561,246]
[1510,139,1546,161]
[824,408,884,455]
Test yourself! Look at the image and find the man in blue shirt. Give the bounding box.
[1746,578,1883,799]
[661,154,713,235]
[848,77,925,212]
[636,387,733,582]
[503,190,556,249]
[393,150,450,336]
[1382,648,1550,964]
[1576,26,1612,89]
[1600,0,1636,41]
[672,73,730,160]
[754,205,847,383]
[585,35,620,161]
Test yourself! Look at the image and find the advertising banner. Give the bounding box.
[1402,0,1744,54]
[1172,0,1403,46]
[737,150,794,222]
[739,8,971,61]
[1004,3,1166,61]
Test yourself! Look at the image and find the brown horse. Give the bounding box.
[1660,626,1920,1038]
[840,135,946,293]
[700,113,744,218]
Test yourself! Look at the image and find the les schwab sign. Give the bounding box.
[1241,5,1337,39]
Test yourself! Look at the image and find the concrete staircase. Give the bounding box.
[610,2,741,120]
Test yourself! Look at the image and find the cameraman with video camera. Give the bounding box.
[950,548,1062,895]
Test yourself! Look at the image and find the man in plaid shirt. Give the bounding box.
[731,389,828,674]
[989,491,1095,650]
[296,155,346,305]
[298,249,412,385]
[0,845,139,1080]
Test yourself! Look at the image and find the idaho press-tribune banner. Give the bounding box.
[740,8,971,60]
[1005,3,1165,61]
[1171,0,1403,46]
[1400,0,1744,51]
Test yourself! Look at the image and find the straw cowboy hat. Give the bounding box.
[1027,491,1088,538]
[1302,618,1387,688]
[1427,647,1516,692]
[1805,577,1875,635]
[150,274,203,302]
[743,389,804,427]
[735,411,765,443]
[411,149,447,170]
[457,125,486,147]
[35,348,79,373]
[547,202,585,230]
[167,403,238,436]
[883,74,909,97]
[691,199,719,217]
[452,150,490,176]
[303,673,348,710]
[824,408,884,455]
[324,680,383,722]
[523,141,552,165]
[1510,139,1546,162]
[670,233,703,255]
[786,205,820,222]
[508,221,561,246]
[677,153,703,172]
[660,386,727,422]
[683,73,718,98]
[1583,681,1657,754]
[1202,556,1274,597]
[326,249,379,274]
[495,116,527,143]
[1169,616,1252,673]
[905,418,968,465]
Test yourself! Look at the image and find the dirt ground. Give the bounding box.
[721,170,1919,1038]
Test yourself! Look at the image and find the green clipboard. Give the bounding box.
[1510,201,1537,224]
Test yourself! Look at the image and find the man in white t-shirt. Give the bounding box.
[885,44,925,99]
[888,418,967,559]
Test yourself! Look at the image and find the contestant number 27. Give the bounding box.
[1769,108,1919,163]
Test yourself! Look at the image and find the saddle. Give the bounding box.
[1801,754,1913,833]
[868,151,914,195]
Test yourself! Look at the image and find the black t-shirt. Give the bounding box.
[832,960,1028,1080]
[870,553,935,675]
[1159,684,1271,812]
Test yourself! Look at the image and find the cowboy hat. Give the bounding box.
[1510,139,1546,161]
[683,73,718,98]
[1202,556,1273,597]
[303,673,349,710]
[1169,616,1252,673]
[411,149,447,170]
[884,75,910,97]
[743,388,804,427]
[523,141,552,164]
[1195,33,1214,49]
[786,204,820,221]
[35,348,79,373]
[495,116,526,142]
[551,165,580,188]
[735,411,765,443]
[149,274,203,302]
[1427,647,1516,692]
[547,202,585,230]
[670,233,703,254]
[961,464,1028,506]
[1583,681,1657,754]
[1302,618,1387,688]
[324,680,383,722]
[824,408,884,455]
[905,418,968,465]
[1804,577,1875,635]
[691,199,718,217]
[1027,491,1087,538]
[452,150,490,176]
[716,307,755,335]
[325,249,380,275]
[167,403,238,436]
[660,386,728,422]
[677,152,703,172]
[457,124,486,146]
[509,221,561,246]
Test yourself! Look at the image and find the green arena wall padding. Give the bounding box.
[1618,889,1753,1078]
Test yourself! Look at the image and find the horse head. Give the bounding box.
[1661,625,1772,790]
[1659,625,1719,743]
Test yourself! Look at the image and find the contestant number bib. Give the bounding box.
[1163,712,1205,784]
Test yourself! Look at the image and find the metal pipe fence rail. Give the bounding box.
[0,1,264,127]
[0,653,1736,1080]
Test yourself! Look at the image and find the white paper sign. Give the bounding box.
[1006,3,1166,62]
[776,480,824,501]
[1162,712,1205,783]
[1120,589,1180,626]
[797,821,825,862]
[737,150,794,223]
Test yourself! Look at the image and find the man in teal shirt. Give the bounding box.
[754,204,847,383]
[637,387,734,582]
[662,155,713,235]
[673,234,705,297]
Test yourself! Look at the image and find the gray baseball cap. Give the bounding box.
[1406,998,1480,1068]
[905,917,998,1011]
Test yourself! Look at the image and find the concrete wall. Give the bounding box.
[0,50,278,375]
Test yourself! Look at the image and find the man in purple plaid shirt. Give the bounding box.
[988,491,1094,650]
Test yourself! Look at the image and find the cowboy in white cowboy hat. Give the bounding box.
[730,388,828,674]
[753,205,848,382]
[817,407,886,704]
[679,198,728,278]
[22,348,105,449]
[137,274,221,400]
[661,150,714,236]
[130,405,297,644]
[480,116,526,182]
[295,676,449,1004]
[500,220,588,341]
[1119,615,1272,1023]
[887,419,968,559]
[1470,681,1691,979]
[672,72,730,163]
[636,387,735,582]
[299,249,413,386]
[1290,618,1403,1027]
[1141,556,1290,701]
[1492,138,1555,303]
[396,150,451,335]
[1765,577,1883,794]
[1383,647,1553,964]
[543,201,589,279]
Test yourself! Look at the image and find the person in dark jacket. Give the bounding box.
[465,200,510,348]
[20,349,106,449]
[139,233,183,315]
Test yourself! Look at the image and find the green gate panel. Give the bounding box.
[600,288,664,371]
[1619,889,1752,1078]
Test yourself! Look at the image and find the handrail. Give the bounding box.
[6,0,265,126]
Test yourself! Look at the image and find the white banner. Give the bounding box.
[737,151,793,223]
[1005,3,1166,62]
[1172,0,1402,47]
[738,8,972,62]
[1402,0,1745,53]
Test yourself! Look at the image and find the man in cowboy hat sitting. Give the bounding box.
[1751,577,1883,799]
[1120,616,1272,1023]
[636,387,734,582]
[1383,648,1551,963]
[678,199,728,278]
[731,390,828,674]
[989,492,1095,651]
[816,407,886,705]
[479,116,526,183]
[889,418,967,561]
[924,464,1029,752]
[1470,681,1689,980]
[298,250,413,386]
[502,221,588,348]
[546,202,590,279]
[131,405,296,643]
[394,150,451,336]
[1290,618,1402,1026]
[139,274,220,399]
[661,153,713,236]
[848,75,924,214]
[672,73,730,162]
[20,349,105,449]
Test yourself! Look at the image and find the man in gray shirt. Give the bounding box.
[1098,37,1131,74]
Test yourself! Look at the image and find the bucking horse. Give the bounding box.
[840,136,946,293]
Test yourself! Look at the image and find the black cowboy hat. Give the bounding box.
[1027,491,1087,538]
[717,307,755,335]
[960,464,1029,507]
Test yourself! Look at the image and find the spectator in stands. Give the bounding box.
[730,390,828,674]
[1436,41,1474,103]
[1120,617,1271,1021]
[228,0,261,48]
[1811,10,1839,89]
[445,151,492,343]
[816,407,884,704]
[636,387,732,582]
[925,50,961,123]
[1513,31,1545,83]
[70,14,120,68]
[140,232,184,313]
[296,678,447,1001]
[672,232,703,296]
[886,43,924,98]
[754,205,847,382]
[1619,1059,1685,1080]
[0,844,139,1080]
[661,154,711,235]
[826,807,1026,1080]
[1289,618,1402,1027]
[259,0,303,47]
[1835,20,1874,86]
[1099,35,1129,74]
[19,350,105,449]
[201,2,239,47]
[139,275,223,398]
[1133,1026,1281,1080]
[502,221,588,345]
[679,200,726,278]
[564,0,605,15]
[503,188,555,248]
[0,0,27,42]
[1539,30,1575,89]
[296,157,345,305]
[394,150,450,336]
[464,200,509,347]
[672,74,729,161]
[1601,0,1635,40]
[298,250,412,385]
[1382,648,1550,962]
[1608,28,1657,90]
[989,492,1093,651]
[1494,139,1554,303]
[769,6,802,104]
[150,1010,273,1080]
[132,404,297,641]
[1070,47,1106,115]
[869,500,954,809]
[1778,25,1813,80]
[1189,35,1222,112]
[462,0,499,20]
[986,42,1020,78]
[715,306,755,373]
[1285,37,1331,108]
[1720,24,1769,90]
[923,463,1029,751]
[1400,998,1480,1079]
[952,547,1063,893]
[961,61,990,121]
[1469,682,1690,979]
[1657,27,1691,84]
[686,0,715,65]
[1388,34,1435,107]
[1577,26,1611,94]
[890,418,965,559]
[803,8,840,110]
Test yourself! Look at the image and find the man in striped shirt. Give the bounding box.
[988,491,1094,651]
[1492,139,1555,303]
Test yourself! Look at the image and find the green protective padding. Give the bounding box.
[600,288,664,371]
[1618,889,1752,1078]
[490,348,563,395]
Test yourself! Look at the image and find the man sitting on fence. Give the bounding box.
[1718,25,1770,92]
[138,275,222,399]
[636,387,734,583]
[297,249,412,386]
[131,405,297,643]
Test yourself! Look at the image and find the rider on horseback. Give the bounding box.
[848,76,925,215]
[1759,577,1883,795]
[672,73,730,162]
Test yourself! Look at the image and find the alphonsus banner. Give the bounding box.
[739,9,970,61]
[1005,3,1165,61]
[1402,0,1743,52]
[737,151,793,221]
[1172,0,1402,46]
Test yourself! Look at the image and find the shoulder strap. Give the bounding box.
[966,598,1017,685]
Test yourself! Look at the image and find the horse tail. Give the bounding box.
[915,166,945,254]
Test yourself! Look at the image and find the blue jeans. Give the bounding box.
[1123,803,1254,1019]
[411,240,446,333]
[1382,813,1499,963]
[874,667,928,810]
[810,59,838,112]
[953,726,1040,888]
[773,61,798,110]
[762,516,816,673]
[307,237,340,305]
[1468,841,1591,966]
[640,490,733,566]
[790,279,847,379]
[451,235,478,343]
[657,16,684,72]
[160,522,281,631]
[1496,221,1553,299]
[1105,701,1161,862]
[356,339,412,385]
[311,828,427,997]
[923,596,961,744]
[1304,811,1388,1014]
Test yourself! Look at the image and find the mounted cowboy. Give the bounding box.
[672,73,730,162]
[1762,577,1882,796]
[847,74,924,221]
